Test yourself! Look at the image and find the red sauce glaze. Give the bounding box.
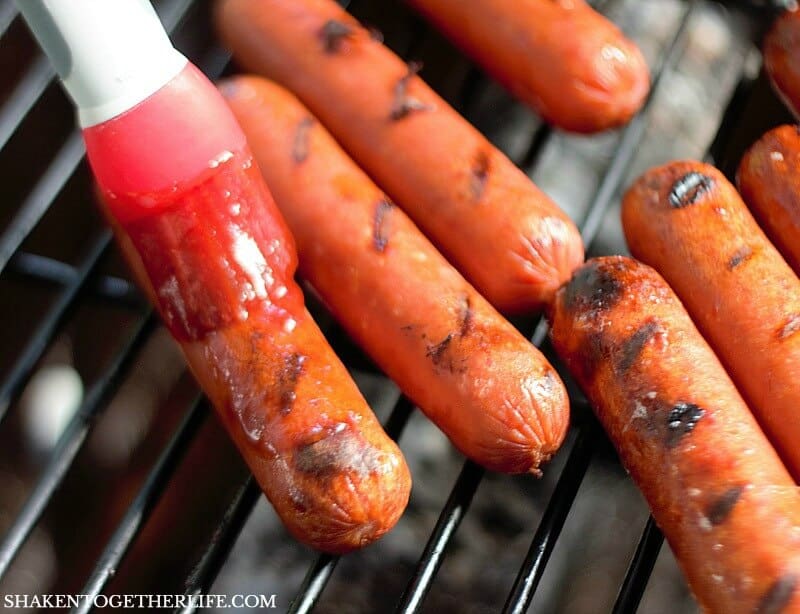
[111,149,302,341]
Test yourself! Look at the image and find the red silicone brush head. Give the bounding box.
[83,62,247,224]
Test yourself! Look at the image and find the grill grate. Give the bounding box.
[0,0,788,612]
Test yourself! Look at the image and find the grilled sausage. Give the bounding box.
[96,148,411,554]
[621,160,800,482]
[548,256,800,613]
[737,124,800,275]
[220,75,570,474]
[764,8,800,119]
[406,0,650,133]
[214,0,584,314]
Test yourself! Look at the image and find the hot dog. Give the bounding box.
[764,8,800,119]
[549,256,800,613]
[214,0,584,314]
[737,124,800,275]
[621,160,800,482]
[405,0,650,133]
[220,75,569,474]
[95,138,411,555]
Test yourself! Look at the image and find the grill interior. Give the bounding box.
[0,0,793,612]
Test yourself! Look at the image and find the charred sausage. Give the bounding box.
[764,8,800,119]
[737,124,800,275]
[406,0,650,133]
[214,0,584,314]
[96,141,411,554]
[220,75,570,474]
[622,160,800,482]
[549,256,800,613]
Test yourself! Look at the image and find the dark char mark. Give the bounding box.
[616,319,660,373]
[292,117,315,164]
[372,198,394,252]
[757,574,798,614]
[668,172,714,209]
[458,294,473,337]
[563,261,624,315]
[705,485,744,525]
[665,402,705,448]
[777,314,800,340]
[319,19,354,54]
[427,333,454,367]
[294,424,384,478]
[727,245,754,270]
[390,62,432,120]
[278,353,305,415]
[470,150,491,201]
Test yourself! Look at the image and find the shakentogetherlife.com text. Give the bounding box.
[4,593,279,609]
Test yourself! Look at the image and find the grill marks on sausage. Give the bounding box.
[458,294,474,337]
[757,574,798,614]
[665,402,705,448]
[705,485,744,525]
[372,198,394,252]
[563,261,624,315]
[469,150,491,201]
[777,314,800,340]
[278,353,306,415]
[294,424,384,478]
[319,19,354,53]
[292,117,315,164]
[668,172,714,209]
[616,319,660,373]
[390,62,433,120]
[426,333,454,366]
[727,245,754,270]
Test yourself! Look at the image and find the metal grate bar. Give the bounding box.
[0,55,53,151]
[287,555,340,614]
[0,232,113,422]
[612,517,664,614]
[176,476,262,614]
[0,131,86,274]
[394,461,484,614]
[0,0,198,276]
[0,312,157,579]
[0,1,17,37]
[74,395,209,614]
[579,0,696,245]
[286,396,416,614]
[7,250,142,308]
[518,126,554,175]
[501,428,593,614]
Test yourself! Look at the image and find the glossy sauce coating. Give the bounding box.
[764,9,800,119]
[102,150,411,553]
[221,76,570,473]
[214,0,584,314]
[406,0,650,133]
[622,160,800,483]
[549,257,800,613]
[737,124,800,275]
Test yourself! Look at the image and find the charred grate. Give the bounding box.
[0,0,790,612]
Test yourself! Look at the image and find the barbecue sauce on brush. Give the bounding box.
[110,151,302,342]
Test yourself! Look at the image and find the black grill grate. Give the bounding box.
[0,0,788,612]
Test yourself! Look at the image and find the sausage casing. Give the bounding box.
[737,124,800,275]
[549,256,800,613]
[622,160,800,482]
[214,0,584,314]
[97,149,411,554]
[406,0,650,133]
[221,75,570,474]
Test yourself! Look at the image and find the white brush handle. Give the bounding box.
[15,0,187,127]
